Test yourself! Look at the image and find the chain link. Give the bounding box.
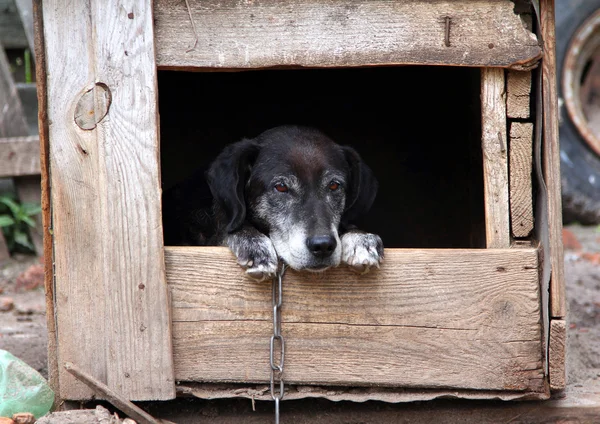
[270,263,286,424]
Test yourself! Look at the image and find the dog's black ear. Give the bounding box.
[342,146,378,225]
[206,138,260,233]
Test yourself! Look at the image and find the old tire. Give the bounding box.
[557,0,600,224]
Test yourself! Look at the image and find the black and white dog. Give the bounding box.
[163,125,383,281]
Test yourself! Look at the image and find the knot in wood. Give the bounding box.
[74,83,112,130]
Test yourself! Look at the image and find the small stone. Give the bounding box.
[12,413,35,424]
[0,296,14,312]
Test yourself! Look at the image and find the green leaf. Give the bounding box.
[13,230,33,250]
[0,196,20,216]
[21,203,42,217]
[0,215,15,227]
[21,215,36,227]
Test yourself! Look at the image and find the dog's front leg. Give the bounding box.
[225,225,278,282]
[341,229,384,274]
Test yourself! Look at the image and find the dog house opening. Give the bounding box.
[159,66,485,248]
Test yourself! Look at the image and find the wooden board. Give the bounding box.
[509,123,534,238]
[0,136,40,177]
[42,0,174,401]
[0,42,28,138]
[549,319,566,391]
[507,70,532,119]
[154,0,542,70]
[540,0,565,319]
[0,0,28,49]
[167,247,545,392]
[481,68,510,248]
[14,0,35,60]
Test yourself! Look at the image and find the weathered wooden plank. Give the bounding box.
[0,42,29,137]
[43,0,174,400]
[14,0,35,59]
[507,70,532,119]
[509,123,534,238]
[0,136,40,177]
[154,0,542,70]
[167,247,544,391]
[549,319,566,391]
[0,0,28,49]
[481,68,510,248]
[540,0,565,319]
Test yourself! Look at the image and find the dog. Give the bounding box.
[162,125,383,281]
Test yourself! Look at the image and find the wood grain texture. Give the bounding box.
[549,319,566,391]
[506,70,532,119]
[0,42,29,137]
[481,68,510,248]
[509,123,534,238]
[42,0,174,400]
[0,136,40,177]
[540,0,565,318]
[154,0,541,70]
[166,247,544,392]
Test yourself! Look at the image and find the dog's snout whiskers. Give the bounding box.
[306,235,337,258]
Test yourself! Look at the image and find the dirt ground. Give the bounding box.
[1,225,599,423]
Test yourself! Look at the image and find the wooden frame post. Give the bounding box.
[481,68,510,248]
[37,0,175,400]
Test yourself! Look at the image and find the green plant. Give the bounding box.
[0,195,41,253]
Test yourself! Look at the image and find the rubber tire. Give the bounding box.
[557,0,600,224]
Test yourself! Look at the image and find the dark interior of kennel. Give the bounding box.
[158,66,485,248]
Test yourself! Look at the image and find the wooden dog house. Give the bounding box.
[34,0,566,405]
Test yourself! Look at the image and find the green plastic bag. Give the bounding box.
[0,349,54,418]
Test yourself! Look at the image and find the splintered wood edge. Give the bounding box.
[176,383,550,402]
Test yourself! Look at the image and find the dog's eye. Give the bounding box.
[274,182,289,193]
[328,181,340,191]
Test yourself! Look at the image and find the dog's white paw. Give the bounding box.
[227,233,278,282]
[341,232,384,274]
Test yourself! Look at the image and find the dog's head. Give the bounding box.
[207,126,378,271]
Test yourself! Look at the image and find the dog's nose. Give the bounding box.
[307,235,337,258]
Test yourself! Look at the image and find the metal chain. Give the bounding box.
[270,263,286,424]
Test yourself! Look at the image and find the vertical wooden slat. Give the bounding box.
[509,123,534,237]
[42,0,174,400]
[540,0,565,319]
[481,68,510,248]
[549,319,566,391]
[0,42,29,137]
